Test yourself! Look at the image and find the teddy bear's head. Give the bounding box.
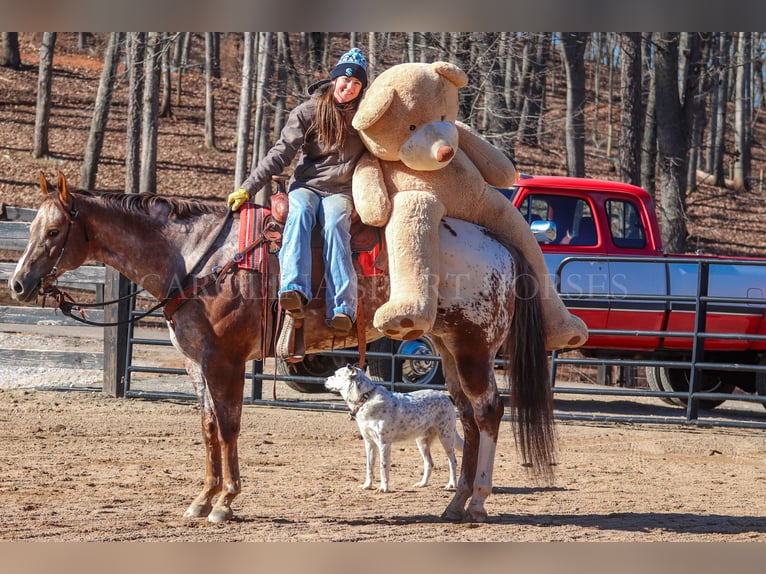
[352,62,468,171]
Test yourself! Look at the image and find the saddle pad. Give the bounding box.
[237,203,269,271]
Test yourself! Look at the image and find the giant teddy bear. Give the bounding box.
[351,61,588,350]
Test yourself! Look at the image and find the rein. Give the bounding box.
[41,194,236,328]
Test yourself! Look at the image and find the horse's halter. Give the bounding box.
[46,191,87,280]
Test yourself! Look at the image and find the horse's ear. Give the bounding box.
[57,171,72,207]
[39,171,50,196]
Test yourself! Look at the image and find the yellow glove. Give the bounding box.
[227,188,250,211]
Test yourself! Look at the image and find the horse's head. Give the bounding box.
[9,172,90,302]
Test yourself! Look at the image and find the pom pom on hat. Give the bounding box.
[330,47,368,89]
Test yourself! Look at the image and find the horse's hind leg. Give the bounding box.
[436,340,503,523]
[183,358,223,519]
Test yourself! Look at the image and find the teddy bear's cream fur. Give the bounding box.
[352,61,587,350]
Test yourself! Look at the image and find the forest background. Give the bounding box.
[1,31,766,259]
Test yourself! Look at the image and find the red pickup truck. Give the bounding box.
[284,174,766,410]
[508,174,766,410]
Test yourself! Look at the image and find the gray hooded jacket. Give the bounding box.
[239,87,365,204]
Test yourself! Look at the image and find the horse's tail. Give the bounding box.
[503,246,556,483]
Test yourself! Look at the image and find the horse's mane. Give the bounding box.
[74,189,226,220]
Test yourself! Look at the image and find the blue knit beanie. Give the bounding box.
[330,47,368,89]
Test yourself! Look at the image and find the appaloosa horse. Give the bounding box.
[9,172,555,523]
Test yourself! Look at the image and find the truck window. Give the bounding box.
[607,199,646,249]
[519,194,596,245]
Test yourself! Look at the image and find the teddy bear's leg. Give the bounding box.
[471,190,589,350]
[375,191,447,340]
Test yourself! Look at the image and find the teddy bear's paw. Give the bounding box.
[544,314,589,351]
[373,304,431,341]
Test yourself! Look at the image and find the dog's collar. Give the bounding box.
[349,390,373,419]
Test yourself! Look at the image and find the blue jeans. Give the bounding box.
[278,187,357,323]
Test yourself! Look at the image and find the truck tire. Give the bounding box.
[276,353,350,393]
[656,367,733,411]
[367,336,445,387]
[644,367,679,406]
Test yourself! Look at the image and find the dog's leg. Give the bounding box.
[437,426,459,490]
[360,436,375,490]
[414,436,434,487]
[378,440,392,493]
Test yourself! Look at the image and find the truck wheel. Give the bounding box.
[644,367,679,406]
[367,336,445,387]
[657,367,733,411]
[276,353,350,393]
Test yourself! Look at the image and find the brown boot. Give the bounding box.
[329,313,353,337]
[279,290,306,319]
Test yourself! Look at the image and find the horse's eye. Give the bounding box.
[47,229,59,238]
[409,125,416,131]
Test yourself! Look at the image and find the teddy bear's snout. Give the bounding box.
[399,121,459,171]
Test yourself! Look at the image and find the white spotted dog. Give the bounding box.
[325,364,463,493]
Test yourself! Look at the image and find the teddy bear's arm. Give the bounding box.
[352,152,393,227]
[456,121,517,188]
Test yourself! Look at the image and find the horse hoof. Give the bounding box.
[207,506,233,523]
[464,508,488,523]
[184,503,211,518]
[441,508,464,522]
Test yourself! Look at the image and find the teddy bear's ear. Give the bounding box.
[352,86,396,131]
[432,61,468,88]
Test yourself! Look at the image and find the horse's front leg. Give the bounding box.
[204,357,246,523]
[182,359,223,519]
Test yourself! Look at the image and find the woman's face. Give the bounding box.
[333,76,363,104]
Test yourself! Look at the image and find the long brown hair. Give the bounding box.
[310,81,357,155]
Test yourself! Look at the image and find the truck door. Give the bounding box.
[604,198,667,349]
[517,193,609,334]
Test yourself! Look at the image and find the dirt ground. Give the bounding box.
[1,377,766,542]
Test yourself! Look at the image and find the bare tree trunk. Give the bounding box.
[560,32,588,177]
[32,32,56,159]
[234,32,255,191]
[159,33,173,118]
[1,32,21,69]
[640,33,658,194]
[605,34,616,158]
[592,33,601,147]
[733,31,751,191]
[682,33,709,193]
[710,32,731,186]
[367,32,377,84]
[139,32,161,194]
[273,33,289,141]
[654,32,688,253]
[80,32,123,190]
[619,33,642,186]
[175,32,191,107]
[204,32,218,151]
[251,32,273,174]
[125,33,145,195]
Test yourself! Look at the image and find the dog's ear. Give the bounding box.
[346,364,357,379]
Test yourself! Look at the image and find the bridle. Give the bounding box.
[38,191,235,327]
[45,190,86,283]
